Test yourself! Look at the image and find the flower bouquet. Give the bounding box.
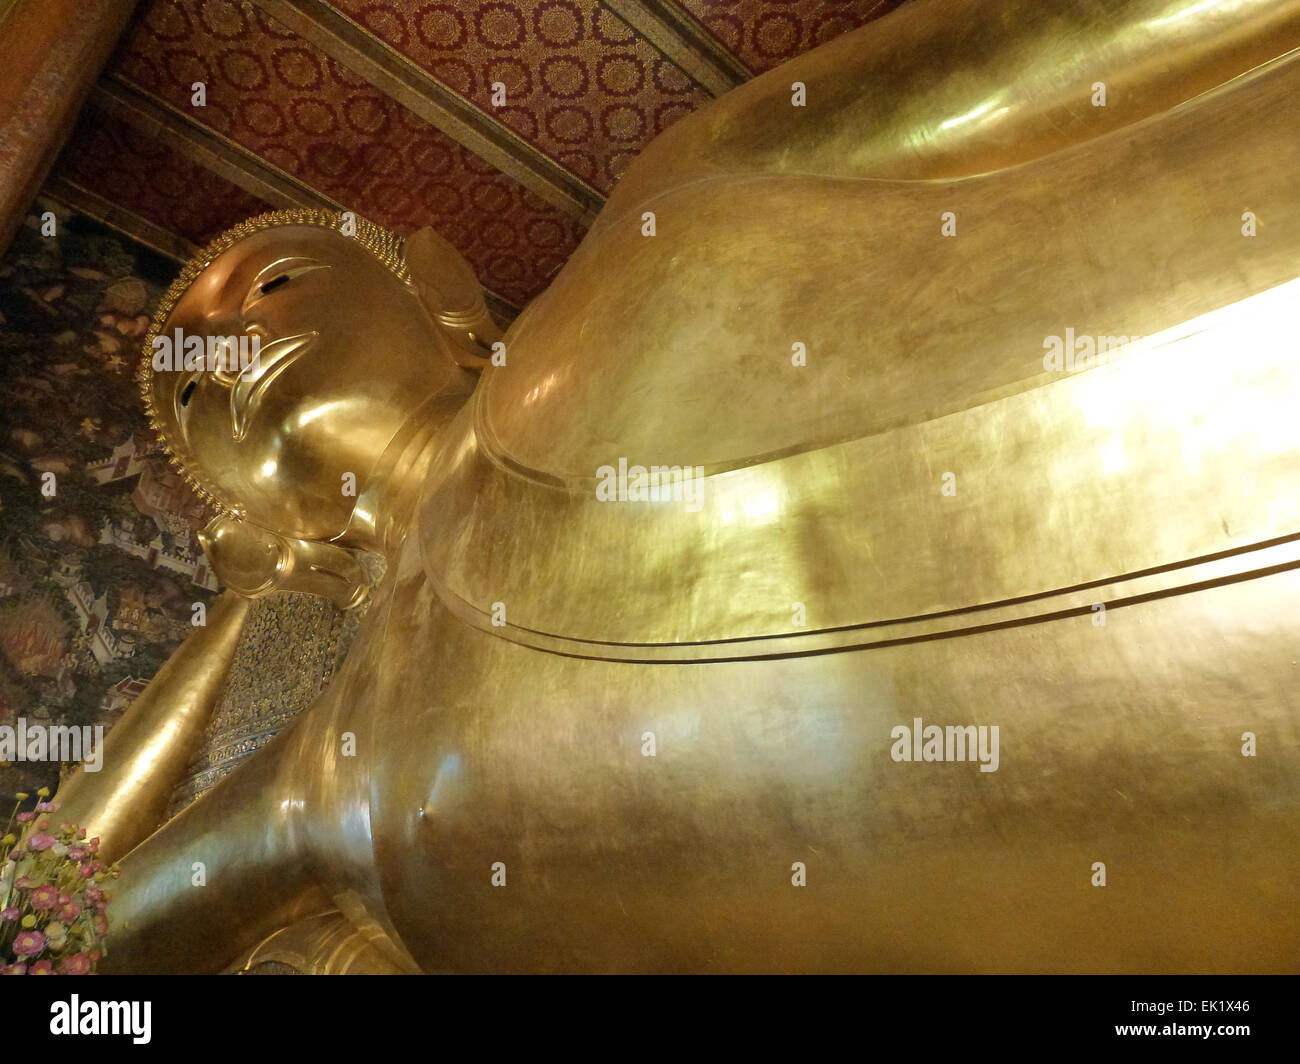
[0,789,119,975]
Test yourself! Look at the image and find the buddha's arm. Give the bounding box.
[601,0,1300,219]
[51,591,329,973]
[95,717,337,974]
[95,629,418,975]
[54,591,251,864]
[53,520,373,865]
[87,567,414,974]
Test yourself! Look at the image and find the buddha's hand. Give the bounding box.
[198,514,371,609]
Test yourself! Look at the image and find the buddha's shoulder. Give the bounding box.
[414,60,1300,651]
[415,267,1300,655]
[480,53,1299,485]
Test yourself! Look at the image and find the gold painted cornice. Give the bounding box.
[93,75,339,211]
[602,0,751,95]
[43,178,199,263]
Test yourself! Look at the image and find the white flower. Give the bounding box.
[51,842,68,857]
[45,921,67,949]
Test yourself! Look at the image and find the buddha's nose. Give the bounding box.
[227,330,318,442]
[210,324,268,387]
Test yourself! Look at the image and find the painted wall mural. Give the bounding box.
[0,200,218,796]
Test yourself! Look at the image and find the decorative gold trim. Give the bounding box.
[248,0,604,225]
[93,76,339,211]
[601,0,751,96]
[136,208,408,517]
[43,177,199,262]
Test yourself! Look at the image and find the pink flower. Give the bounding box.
[35,801,59,812]
[12,930,45,956]
[12,876,33,890]
[67,846,86,860]
[0,907,18,921]
[15,812,34,823]
[87,837,100,853]
[1,963,27,975]
[93,915,108,936]
[26,833,56,851]
[83,886,102,902]
[78,864,94,878]
[58,953,90,975]
[58,902,81,921]
[29,884,58,910]
[28,959,54,975]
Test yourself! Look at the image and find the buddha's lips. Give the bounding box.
[230,331,317,441]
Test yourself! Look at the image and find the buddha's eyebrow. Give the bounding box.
[241,257,332,315]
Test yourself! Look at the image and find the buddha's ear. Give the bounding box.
[405,226,502,371]
[198,515,371,610]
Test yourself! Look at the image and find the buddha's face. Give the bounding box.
[147,225,469,542]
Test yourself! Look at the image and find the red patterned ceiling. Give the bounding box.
[331,0,708,192]
[674,0,905,74]
[107,0,586,307]
[59,110,271,246]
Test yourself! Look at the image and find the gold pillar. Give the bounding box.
[0,0,138,255]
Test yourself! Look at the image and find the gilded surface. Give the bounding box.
[52,0,1300,973]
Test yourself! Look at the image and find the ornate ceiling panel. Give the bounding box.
[57,111,272,246]
[330,0,710,192]
[106,0,586,307]
[673,0,905,74]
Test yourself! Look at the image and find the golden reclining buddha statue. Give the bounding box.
[54,0,1300,973]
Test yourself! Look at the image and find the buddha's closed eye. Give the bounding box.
[241,258,332,315]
